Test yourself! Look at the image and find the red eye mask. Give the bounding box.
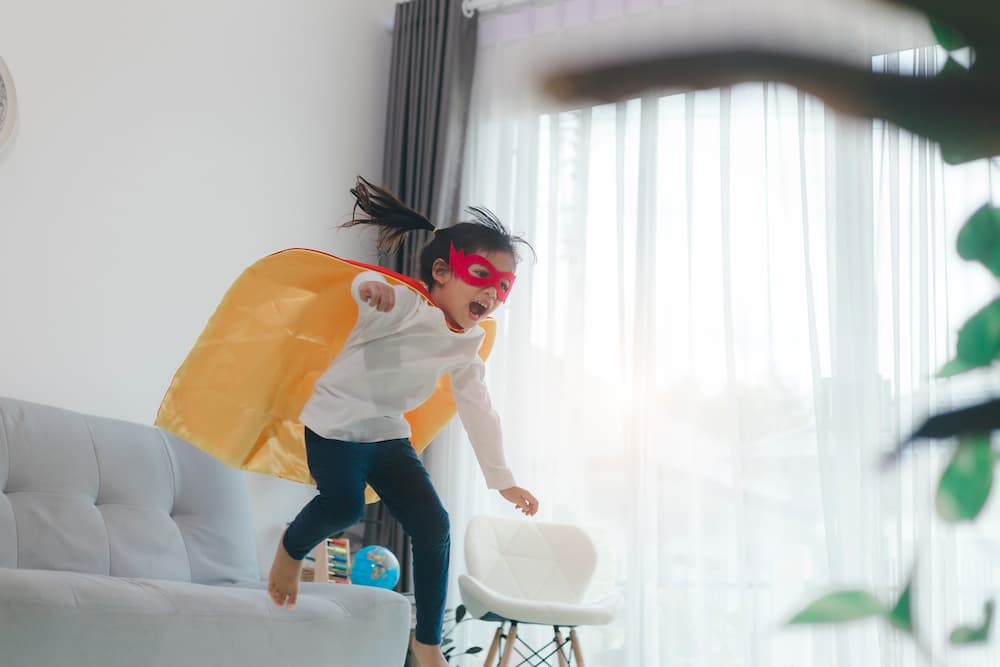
[448,243,516,302]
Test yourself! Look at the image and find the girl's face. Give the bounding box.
[429,248,517,330]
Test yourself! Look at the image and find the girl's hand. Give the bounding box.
[358,281,395,312]
[499,486,539,516]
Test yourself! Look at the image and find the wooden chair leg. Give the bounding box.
[569,629,585,667]
[554,628,569,667]
[483,625,503,666]
[498,622,518,667]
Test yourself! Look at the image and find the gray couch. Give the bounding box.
[0,396,410,667]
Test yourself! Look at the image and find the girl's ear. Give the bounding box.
[431,258,452,287]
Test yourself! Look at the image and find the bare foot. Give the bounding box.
[267,534,303,609]
[410,636,448,667]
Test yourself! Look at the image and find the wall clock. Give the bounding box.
[0,56,18,153]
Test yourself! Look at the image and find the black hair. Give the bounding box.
[340,176,535,289]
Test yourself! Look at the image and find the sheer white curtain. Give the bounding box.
[426,2,1000,665]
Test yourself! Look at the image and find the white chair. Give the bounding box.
[458,515,622,667]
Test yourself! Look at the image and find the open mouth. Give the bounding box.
[468,300,488,320]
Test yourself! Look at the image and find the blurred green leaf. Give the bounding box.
[930,19,968,51]
[938,56,970,78]
[950,599,995,644]
[455,604,467,623]
[465,647,484,655]
[954,297,1000,367]
[936,435,994,522]
[788,591,886,624]
[957,205,1000,278]
[888,579,914,633]
[937,356,980,378]
[904,400,1000,441]
[940,144,985,167]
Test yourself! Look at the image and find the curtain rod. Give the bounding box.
[461,0,534,18]
[388,0,536,30]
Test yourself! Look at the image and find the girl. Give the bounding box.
[268,177,539,667]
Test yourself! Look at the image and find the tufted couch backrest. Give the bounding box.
[0,396,260,585]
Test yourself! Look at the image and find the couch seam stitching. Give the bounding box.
[84,418,112,575]
[158,430,192,582]
[0,408,17,568]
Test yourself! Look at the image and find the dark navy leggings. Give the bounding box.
[282,427,450,645]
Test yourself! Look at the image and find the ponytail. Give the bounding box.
[340,176,435,254]
[341,176,535,288]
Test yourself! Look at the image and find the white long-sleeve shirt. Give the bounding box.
[299,271,516,490]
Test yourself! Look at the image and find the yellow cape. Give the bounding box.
[154,248,496,503]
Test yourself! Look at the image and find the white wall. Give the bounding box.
[0,0,399,575]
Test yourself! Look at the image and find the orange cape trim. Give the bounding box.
[154,249,496,502]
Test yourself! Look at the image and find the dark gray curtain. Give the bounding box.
[382,0,479,276]
[362,0,479,600]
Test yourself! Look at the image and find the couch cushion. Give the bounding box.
[0,568,410,667]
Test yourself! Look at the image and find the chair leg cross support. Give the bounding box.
[490,622,586,667]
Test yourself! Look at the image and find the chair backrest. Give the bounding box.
[0,396,260,585]
[464,515,598,604]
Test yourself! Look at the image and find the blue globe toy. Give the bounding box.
[350,545,400,589]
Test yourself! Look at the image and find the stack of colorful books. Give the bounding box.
[297,536,352,583]
[326,537,351,583]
